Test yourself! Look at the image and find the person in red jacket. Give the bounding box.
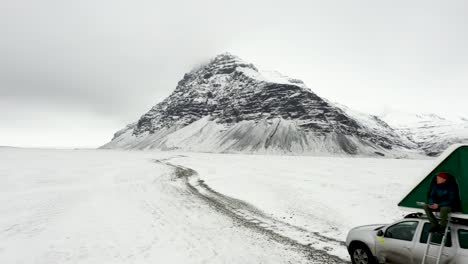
[423,172,460,233]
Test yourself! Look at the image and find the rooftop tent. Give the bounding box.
[398,144,468,219]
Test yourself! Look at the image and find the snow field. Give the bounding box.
[168,152,433,259]
[0,149,313,264]
[0,148,435,263]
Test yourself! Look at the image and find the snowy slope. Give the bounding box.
[102,53,418,157]
[104,116,418,157]
[332,103,418,150]
[379,111,468,156]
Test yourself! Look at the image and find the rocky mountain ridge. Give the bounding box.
[101,53,466,157]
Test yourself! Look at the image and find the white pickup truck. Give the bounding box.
[346,213,468,264]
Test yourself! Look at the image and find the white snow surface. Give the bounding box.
[0,148,436,263]
[169,153,432,258]
[0,148,311,264]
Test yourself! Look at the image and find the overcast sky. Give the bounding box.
[1,0,467,148]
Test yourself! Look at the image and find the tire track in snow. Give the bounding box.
[154,157,350,264]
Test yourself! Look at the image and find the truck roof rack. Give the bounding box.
[404,212,468,226]
[451,217,468,226]
[404,212,424,219]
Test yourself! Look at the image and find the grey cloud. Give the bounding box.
[1,0,467,147]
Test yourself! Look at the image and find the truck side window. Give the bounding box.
[458,229,468,249]
[419,223,452,247]
[384,221,418,241]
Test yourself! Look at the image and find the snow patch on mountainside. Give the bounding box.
[332,102,418,149]
[379,110,468,156]
[103,116,419,158]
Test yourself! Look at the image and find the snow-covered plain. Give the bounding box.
[0,148,434,263]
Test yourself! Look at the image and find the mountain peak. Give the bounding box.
[184,53,258,82]
[190,53,308,89]
[206,53,258,72]
[212,52,241,61]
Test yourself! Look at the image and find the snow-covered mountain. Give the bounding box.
[379,111,468,156]
[102,53,419,157]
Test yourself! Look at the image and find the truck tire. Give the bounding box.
[349,243,376,264]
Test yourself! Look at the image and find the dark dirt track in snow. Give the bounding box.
[154,157,350,264]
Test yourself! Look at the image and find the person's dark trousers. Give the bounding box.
[423,205,452,228]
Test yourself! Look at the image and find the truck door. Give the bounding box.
[455,228,468,263]
[412,223,455,264]
[376,221,419,264]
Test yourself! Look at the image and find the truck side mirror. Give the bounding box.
[377,230,384,237]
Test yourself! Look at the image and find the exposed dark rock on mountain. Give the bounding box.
[102,53,423,157]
